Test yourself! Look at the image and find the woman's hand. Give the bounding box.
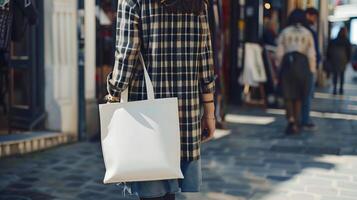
[201,101,215,143]
[200,92,215,143]
[201,115,216,143]
[104,94,120,103]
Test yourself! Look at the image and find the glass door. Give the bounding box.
[7,1,44,131]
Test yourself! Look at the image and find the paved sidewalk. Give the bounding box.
[1,72,357,200]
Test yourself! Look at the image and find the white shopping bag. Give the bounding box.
[99,54,184,184]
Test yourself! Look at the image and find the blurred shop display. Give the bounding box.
[0,0,12,50]
[0,0,11,119]
[239,43,267,107]
[0,0,40,134]
[95,0,116,102]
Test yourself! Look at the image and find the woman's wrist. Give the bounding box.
[202,100,214,104]
[202,115,215,120]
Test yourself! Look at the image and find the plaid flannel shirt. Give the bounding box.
[108,0,216,161]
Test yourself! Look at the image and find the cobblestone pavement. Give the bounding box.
[1,73,357,200]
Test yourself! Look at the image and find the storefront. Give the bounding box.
[0,0,98,157]
[0,0,44,134]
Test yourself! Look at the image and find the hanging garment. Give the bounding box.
[239,42,267,87]
[0,0,12,50]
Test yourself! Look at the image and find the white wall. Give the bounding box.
[84,0,99,138]
[85,0,96,100]
[44,0,78,135]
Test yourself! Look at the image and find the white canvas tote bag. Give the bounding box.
[99,54,184,184]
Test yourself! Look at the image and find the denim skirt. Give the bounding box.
[126,159,202,198]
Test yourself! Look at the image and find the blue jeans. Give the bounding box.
[126,159,202,198]
[301,74,316,125]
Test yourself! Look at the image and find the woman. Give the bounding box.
[327,27,352,95]
[106,0,216,199]
[276,9,316,135]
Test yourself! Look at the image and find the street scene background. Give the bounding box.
[1,0,357,199]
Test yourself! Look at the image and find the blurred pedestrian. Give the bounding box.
[106,0,216,200]
[276,9,316,135]
[262,17,277,46]
[327,27,352,95]
[301,7,320,131]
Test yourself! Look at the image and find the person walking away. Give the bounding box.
[276,9,316,135]
[327,27,352,95]
[106,0,216,199]
[301,7,320,131]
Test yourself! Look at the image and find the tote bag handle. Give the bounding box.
[107,53,155,103]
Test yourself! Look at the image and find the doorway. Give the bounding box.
[0,1,44,134]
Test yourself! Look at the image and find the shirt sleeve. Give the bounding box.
[199,6,216,94]
[107,0,141,97]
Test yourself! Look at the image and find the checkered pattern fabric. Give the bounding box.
[108,0,215,161]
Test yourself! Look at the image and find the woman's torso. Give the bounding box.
[127,0,210,160]
[279,25,312,57]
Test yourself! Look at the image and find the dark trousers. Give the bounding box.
[333,71,345,93]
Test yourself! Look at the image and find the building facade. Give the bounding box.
[0,0,98,157]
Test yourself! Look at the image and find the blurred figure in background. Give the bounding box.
[327,27,352,95]
[262,16,277,46]
[276,9,316,135]
[301,7,320,131]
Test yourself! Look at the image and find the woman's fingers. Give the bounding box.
[201,118,216,143]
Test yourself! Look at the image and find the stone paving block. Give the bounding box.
[224,189,252,198]
[340,189,357,198]
[321,196,357,200]
[251,193,290,200]
[312,173,351,181]
[334,168,357,176]
[277,182,305,192]
[266,175,292,182]
[77,191,107,200]
[267,163,300,171]
[0,189,54,200]
[247,169,286,178]
[298,177,333,186]
[264,158,296,165]
[6,182,33,190]
[306,186,338,196]
[270,145,305,154]
[65,181,87,188]
[62,174,92,182]
[300,161,335,170]
[337,181,357,190]
[85,184,111,192]
[288,193,316,200]
[51,166,70,172]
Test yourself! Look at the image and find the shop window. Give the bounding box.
[10,68,30,109]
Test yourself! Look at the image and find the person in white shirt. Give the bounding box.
[276,9,316,135]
